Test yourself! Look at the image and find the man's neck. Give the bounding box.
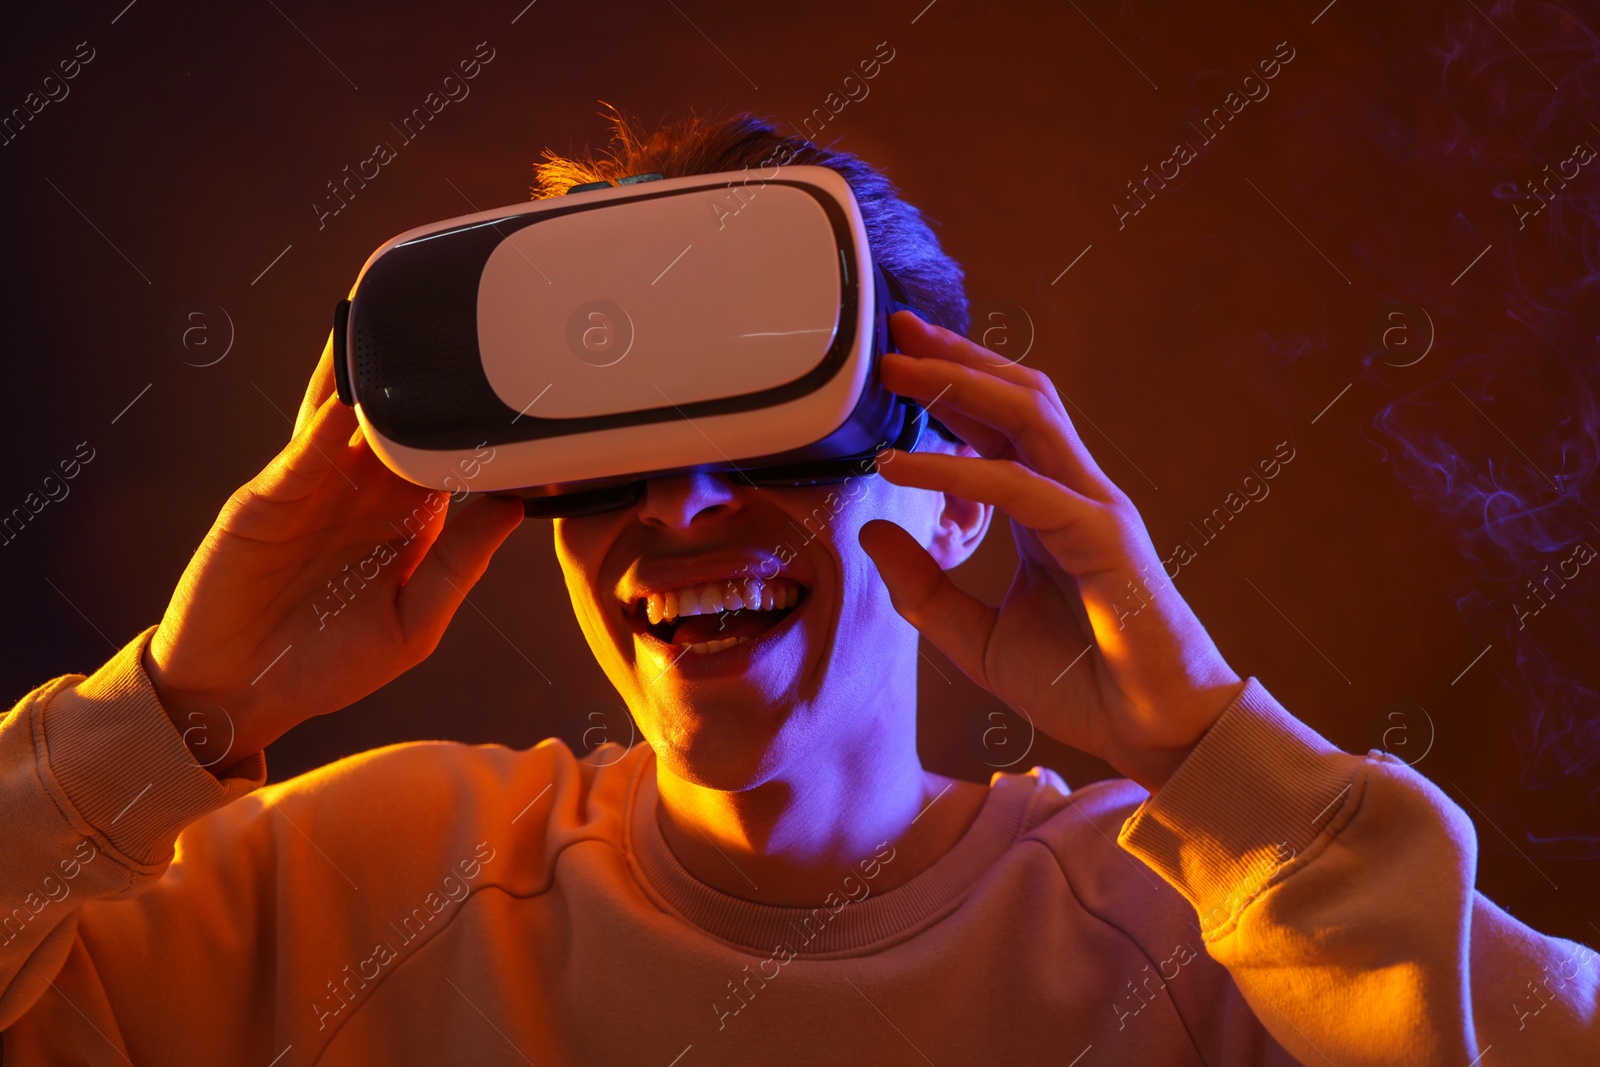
[653,737,991,907]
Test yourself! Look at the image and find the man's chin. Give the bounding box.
[645,708,789,792]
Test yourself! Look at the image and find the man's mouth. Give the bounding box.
[624,577,809,655]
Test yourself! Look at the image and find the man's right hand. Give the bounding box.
[142,334,525,767]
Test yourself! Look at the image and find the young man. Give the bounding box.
[2,113,1595,1065]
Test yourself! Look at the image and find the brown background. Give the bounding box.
[2,0,1596,945]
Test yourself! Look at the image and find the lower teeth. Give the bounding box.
[681,636,750,655]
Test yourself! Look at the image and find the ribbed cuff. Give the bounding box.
[1117,678,1363,938]
[34,624,267,870]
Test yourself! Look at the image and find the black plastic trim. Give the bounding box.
[332,299,353,406]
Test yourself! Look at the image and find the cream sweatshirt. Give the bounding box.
[1,625,1596,1066]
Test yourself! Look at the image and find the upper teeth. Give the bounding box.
[643,577,801,625]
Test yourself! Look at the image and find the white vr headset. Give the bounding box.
[332,164,934,518]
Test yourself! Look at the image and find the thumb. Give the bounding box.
[396,495,525,649]
[858,518,996,688]
[294,331,340,438]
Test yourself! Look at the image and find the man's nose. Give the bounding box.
[634,471,746,529]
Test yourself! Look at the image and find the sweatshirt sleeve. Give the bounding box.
[0,624,266,1036]
[1117,678,1600,1066]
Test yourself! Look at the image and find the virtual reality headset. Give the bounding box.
[331,164,934,518]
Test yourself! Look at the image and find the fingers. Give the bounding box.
[858,518,996,689]
[288,388,361,478]
[901,384,1013,460]
[253,390,360,504]
[295,331,341,437]
[877,448,1096,533]
[890,311,1037,390]
[395,495,525,652]
[882,316,1115,499]
[883,358,1020,462]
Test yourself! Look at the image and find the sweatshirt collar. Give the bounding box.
[622,745,1046,955]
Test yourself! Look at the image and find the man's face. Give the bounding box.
[552,439,988,790]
